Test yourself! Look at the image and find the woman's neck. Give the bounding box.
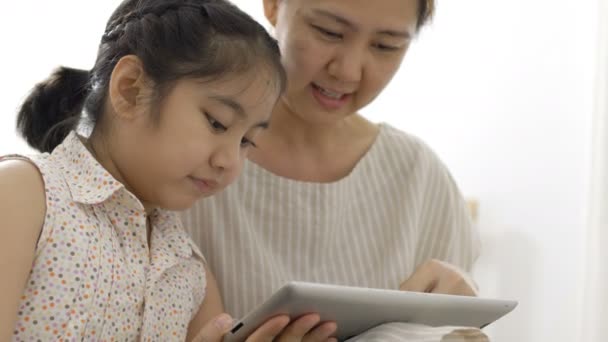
[264,101,364,154]
[248,101,379,182]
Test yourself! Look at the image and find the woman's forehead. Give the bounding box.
[287,0,419,33]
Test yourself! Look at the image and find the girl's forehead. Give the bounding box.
[211,68,278,95]
[188,69,279,107]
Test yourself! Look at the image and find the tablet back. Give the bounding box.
[225,282,517,341]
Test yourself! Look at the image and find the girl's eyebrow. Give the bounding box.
[311,8,412,39]
[210,95,246,118]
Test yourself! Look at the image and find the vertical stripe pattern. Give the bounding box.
[181,123,481,341]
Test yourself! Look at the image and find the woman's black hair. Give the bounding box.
[17,0,286,153]
[417,0,435,30]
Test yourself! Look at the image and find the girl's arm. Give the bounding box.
[186,265,335,342]
[0,160,46,340]
[186,264,226,341]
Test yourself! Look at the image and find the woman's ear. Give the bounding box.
[108,55,148,121]
[262,0,280,26]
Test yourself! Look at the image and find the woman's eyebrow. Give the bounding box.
[311,8,354,28]
[378,29,411,39]
[311,8,412,39]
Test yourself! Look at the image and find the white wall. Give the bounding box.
[359,1,597,342]
[0,1,120,155]
[0,1,599,341]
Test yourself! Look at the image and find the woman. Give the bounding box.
[183,0,485,340]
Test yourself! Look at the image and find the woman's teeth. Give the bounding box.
[316,85,344,99]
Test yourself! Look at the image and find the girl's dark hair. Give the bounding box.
[17,0,286,153]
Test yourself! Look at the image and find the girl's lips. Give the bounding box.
[311,84,352,110]
[189,177,219,194]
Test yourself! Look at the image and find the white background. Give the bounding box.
[0,1,603,341]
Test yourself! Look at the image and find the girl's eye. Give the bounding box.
[313,25,343,39]
[240,137,257,148]
[205,112,226,132]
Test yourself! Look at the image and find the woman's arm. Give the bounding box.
[0,160,46,340]
[402,140,481,297]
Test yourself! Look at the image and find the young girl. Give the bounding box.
[0,0,294,341]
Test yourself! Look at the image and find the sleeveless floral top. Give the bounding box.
[4,132,206,342]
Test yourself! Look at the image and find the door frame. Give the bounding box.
[581,0,608,340]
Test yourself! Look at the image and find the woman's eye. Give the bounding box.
[205,112,226,132]
[240,137,257,148]
[313,25,343,39]
[373,43,400,52]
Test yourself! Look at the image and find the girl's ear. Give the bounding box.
[262,0,280,26]
[108,55,149,121]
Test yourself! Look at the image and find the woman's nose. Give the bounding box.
[327,46,364,84]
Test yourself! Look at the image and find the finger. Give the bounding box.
[276,314,320,342]
[191,313,234,342]
[399,260,439,292]
[428,261,478,296]
[441,328,489,342]
[432,275,477,296]
[245,315,290,342]
[302,321,337,342]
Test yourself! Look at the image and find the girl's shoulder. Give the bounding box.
[0,150,71,203]
[0,158,47,249]
[0,157,46,199]
[0,133,94,251]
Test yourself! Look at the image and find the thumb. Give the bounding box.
[399,269,437,293]
[191,313,234,342]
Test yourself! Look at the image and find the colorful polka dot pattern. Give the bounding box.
[4,132,207,341]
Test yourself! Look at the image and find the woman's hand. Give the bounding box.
[399,259,478,296]
[191,313,337,342]
[440,328,489,342]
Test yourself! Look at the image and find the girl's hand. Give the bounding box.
[191,313,337,342]
[265,313,337,342]
[190,313,235,342]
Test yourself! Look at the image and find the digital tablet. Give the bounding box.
[224,281,517,341]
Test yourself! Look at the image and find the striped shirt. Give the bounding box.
[182,123,481,341]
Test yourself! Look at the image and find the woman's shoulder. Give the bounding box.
[374,123,444,169]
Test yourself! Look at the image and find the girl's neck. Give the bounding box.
[85,132,156,215]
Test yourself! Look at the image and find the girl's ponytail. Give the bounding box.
[17,67,90,153]
[16,0,286,154]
